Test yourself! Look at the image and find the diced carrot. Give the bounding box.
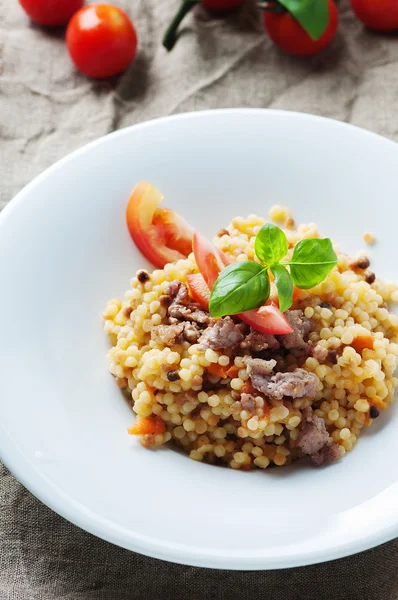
[369,395,387,410]
[351,335,374,353]
[241,381,257,395]
[128,416,166,436]
[207,362,229,378]
[226,365,240,378]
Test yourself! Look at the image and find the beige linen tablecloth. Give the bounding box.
[1,0,398,598]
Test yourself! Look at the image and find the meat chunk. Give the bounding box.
[243,357,276,396]
[311,441,341,465]
[296,411,330,455]
[241,329,280,352]
[279,310,312,350]
[265,369,319,400]
[243,357,276,377]
[310,345,329,362]
[167,280,186,300]
[167,280,213,325]
[169,303,212,324]
[296,408,340,466]
[244,357,318,400]
[198,317,244,350]
[240,393,256,412]
[151,323,184,345]
[182,321,202,343]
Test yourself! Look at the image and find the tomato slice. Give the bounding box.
[126,182,194,269]
[186,273,210,309]
[192,233,293,335]
[193,231,230,288]
[240,305,293,335]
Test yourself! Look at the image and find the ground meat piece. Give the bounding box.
[243,357,276,377]
[279,309,312,350]
[241,328,280,352]
[312,345,329,362]
[243,357,276,396]
[198,317,244,350]
[183,321,202,343]
[240,393,256,412]
[167,280,184,298]
[151,323,184,345]
[244,358,318,400]
[167,281,213,325]
[169,303,212,324]
[311,440,341,465]
[296,410,330,455]
[265,369,319,400]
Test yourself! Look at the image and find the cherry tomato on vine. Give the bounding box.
[264,0,338,57]
[66,4,137,79]
[351,0,398,32]
[19,0,83,26]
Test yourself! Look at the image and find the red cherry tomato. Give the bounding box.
[351,0,398,31]
[66,4,138,78]
[126,182,194,269]
[264,0,338,57]
[19,0,83,26]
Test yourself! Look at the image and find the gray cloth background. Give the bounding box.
[1,0,398,598]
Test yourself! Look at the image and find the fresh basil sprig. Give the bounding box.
[209,262,270,318]
[209,223,337,317]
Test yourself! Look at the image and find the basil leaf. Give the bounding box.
[278,0,329,40]
[271,264,293,312]
[209,261,270,318]
[288,238,337,289]
[255,223,288,266]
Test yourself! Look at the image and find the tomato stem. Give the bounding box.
[163,0,200,51]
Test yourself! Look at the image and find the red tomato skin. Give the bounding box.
[351,0,398,31]
[126,182,194,269]
[19,0,83,26]
[264,0,338,57]
[66,4,138,78]
[203,0,246,10]
[186,274,211,309]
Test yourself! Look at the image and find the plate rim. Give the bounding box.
[1,108,398,570]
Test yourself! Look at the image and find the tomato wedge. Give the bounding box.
[192,231,230,288]
[186,273,210,309]
[240,305,293,335]
[192,232,293,335]
[126,182,194,269]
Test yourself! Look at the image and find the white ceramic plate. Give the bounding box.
[1,109,398,570]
